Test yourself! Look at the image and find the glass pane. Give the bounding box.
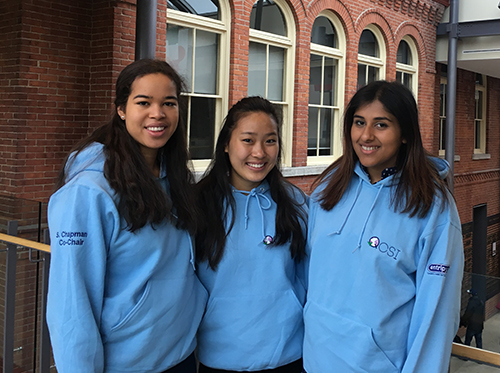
[188,96,216,159]
[440,118,446,150]
[475,120,481,149]
[397,40,412,65]
[308,107,319,156]
[359,30,378,57]
[194,30,218,94]
[475,73,484,86]
[319,108,333,155]
[166,25,194,90]
[250,0,286,36]
[476,90,483,119]
[309,54,322,105]
[311,16,336,48]
[323,57,336,106]
[368,65,378,84]
[167,0,220,20]
[357,64,366,90]
[440,83,446,116]
[396,71,402,83]
[248,42,267,96]
[267,45,284,101]
[403,73,412,90]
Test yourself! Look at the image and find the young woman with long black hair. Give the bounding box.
[303,81,464,372]
[195,96,308,373]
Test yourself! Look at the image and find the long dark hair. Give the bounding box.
[55,59,197,232]
[314,80,449,218]
[196,96,307,269]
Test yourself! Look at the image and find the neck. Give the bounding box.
[141,149,159,177]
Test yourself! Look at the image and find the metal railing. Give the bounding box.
[0,222,51,373]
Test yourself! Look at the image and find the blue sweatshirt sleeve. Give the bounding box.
[47,183,118,373]
[402,205,464,372]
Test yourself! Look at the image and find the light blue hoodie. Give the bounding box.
[196,181,308,371]
[303,158,464,373]
[47,143,208,373]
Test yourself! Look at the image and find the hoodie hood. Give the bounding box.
[65,142,107,182]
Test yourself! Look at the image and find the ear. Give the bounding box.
[117,106,125,119]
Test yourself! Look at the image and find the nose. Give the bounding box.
[150,104,166,119]
[252,142,265,158]
[360,125,374,141]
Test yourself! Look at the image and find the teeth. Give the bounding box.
[248,163,264,169]
[361,145,378,151]
[147,127,165,132]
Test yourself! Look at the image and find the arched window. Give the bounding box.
[308,13,345,165]
[166,0,230,167]
[396,37,418,95]
[248,0,295,165]
[357,26,385,90]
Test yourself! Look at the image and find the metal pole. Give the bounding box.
[39,229,51,373]
[445,0,459,193]
[135,0,158,60]
[3,221,18,373]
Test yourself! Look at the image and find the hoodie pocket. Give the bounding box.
[197,289,304,370]
[304,301,399,373]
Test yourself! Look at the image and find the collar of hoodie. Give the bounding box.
[327,162,396,253]
[231,181,272,241]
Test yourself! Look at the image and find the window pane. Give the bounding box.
[188,96,216,159]
[440,118,446,150]
[476,90,483,119]
[308,107,319,156]
[268,46,284,101]
[311,16,336,48]
[167,0,220,20]
[359,30,378,57]
[396,71,402,83]
[475,120,481,149]
[309,54,322,105]
[397,40,412,65]
[319,108,333,155]
[323,57,336,106]
[475,73,484,86]
[368,66,378,84]
[250,0,286,36]
[440,83,446,116]
[403,73,411,90]
[194,30,218,94]
[357,64,366,90]
[166,24,194,90]
[248,42,267,96]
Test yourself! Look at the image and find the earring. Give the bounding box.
[121,116,125,120]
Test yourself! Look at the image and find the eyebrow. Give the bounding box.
[240,131,278,136]
[353,114,393,122]
[132,94,178,101]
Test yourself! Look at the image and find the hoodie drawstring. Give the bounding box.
[234,187,273,245]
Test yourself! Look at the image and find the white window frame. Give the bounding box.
[307,11,345,166]
[249,0,295,167]
[166,4,230,170]
[474,74,487,155]
[357,24,386,89]
[396,36,418,98]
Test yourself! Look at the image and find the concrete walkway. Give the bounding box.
[449,311,500,372]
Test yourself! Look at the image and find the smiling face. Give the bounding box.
[117,73,179,164]
[225,111,279,191]
[351,100,405,183]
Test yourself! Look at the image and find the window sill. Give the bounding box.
[282,165,329,178]
[472,153,491,160]
[439,154,461,162]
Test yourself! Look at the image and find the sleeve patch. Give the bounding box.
[427,263,450,276]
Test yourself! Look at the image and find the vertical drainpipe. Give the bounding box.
[445,0,459,193]
[135,0,158,60]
